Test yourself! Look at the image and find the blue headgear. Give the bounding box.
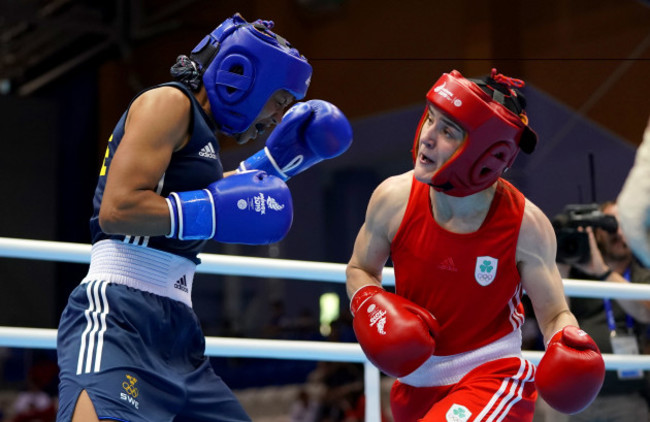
[190,13,313,135]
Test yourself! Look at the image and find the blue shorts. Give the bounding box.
[57,280,251,422]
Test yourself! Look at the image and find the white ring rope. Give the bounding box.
[3,236,650,419]
[4,237,650,298]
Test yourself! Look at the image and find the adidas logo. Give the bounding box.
[199,143,217,159]
[174,275,188,293]
[438,257,458,272]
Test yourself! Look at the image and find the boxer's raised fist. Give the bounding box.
[239,100,352,180]
[351,285,439,378]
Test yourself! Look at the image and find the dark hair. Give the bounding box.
[470,69,536,154]
[470,72,528,116]
[170,55,202,91]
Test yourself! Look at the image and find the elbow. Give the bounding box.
[98,205,124,234]
[345,263,370,285]
[344,263,356,281]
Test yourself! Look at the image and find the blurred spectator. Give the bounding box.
[293,307,322,341]
[342,393,391,422]
[327,312,356,344]
[306,314,363,422]
[10,359,58,422]
[558,200,650,421]
[263,299,292,339]
[300,313,390,421]
[262,300,325,341]
[289,389,319,422]
[618,114,650,267]
[309,360,363,421]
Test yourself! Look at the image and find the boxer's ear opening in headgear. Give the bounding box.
[224,65,245,94]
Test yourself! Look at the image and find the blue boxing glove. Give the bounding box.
[238,100,353,181]
[166,170,293,244]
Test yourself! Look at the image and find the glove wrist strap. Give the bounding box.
[166,197,179,238]
[239,149,289,181]
[166,190,216,240]
[350,284,384,316]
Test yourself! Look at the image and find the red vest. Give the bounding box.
[391,177,525,356]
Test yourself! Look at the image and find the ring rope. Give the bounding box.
[3,237,650,299]
[3,236,650,420]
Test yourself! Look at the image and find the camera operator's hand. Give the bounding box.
[572,227,611,279]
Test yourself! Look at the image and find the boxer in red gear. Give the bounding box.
[346,69,604,421]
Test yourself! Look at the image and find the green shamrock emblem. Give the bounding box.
[480,260,493,273]
[454,407,468,418]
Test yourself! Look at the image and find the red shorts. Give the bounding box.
[390,357,537,422]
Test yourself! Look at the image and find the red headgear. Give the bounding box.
[412,69,537,197]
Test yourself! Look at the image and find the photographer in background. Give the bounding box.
[556,200,650,421]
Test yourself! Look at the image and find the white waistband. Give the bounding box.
[399,330,523,387]
[83,239,196,308]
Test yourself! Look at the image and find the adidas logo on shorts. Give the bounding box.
[174,275,188,293]
[199,143,217,159]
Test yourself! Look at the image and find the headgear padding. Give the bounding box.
[191,13,312,135]
[412,69,537,197]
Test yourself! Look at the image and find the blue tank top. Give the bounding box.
[90,82,224,264]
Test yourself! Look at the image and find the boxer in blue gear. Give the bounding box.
[56,13,347,422]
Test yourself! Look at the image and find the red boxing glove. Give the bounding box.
[350,285,440,378]
[535,326,605,414]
